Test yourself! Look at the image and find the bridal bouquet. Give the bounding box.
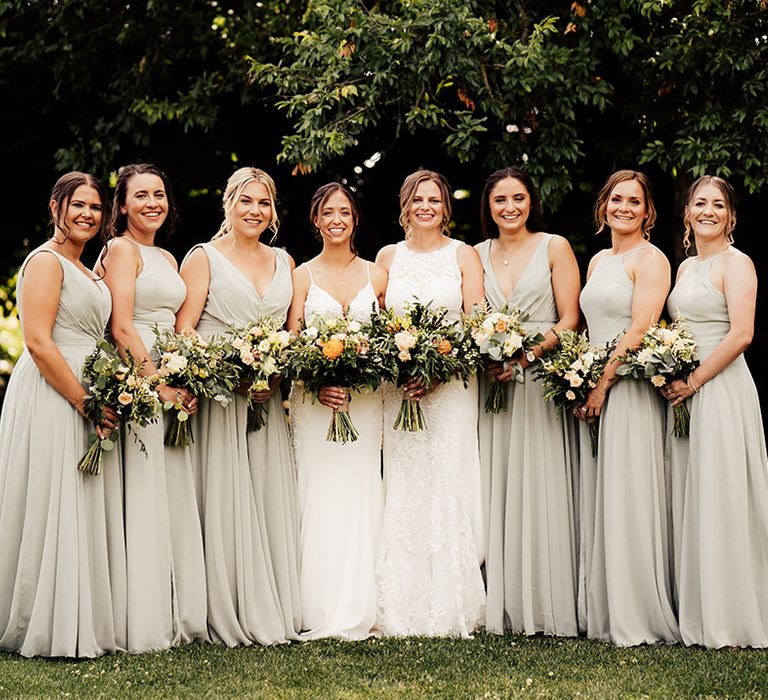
[286,315,385,443]
[154,328,239,447]
[225,320,293,432]
[533,329,612,457]
[78,339,161,475]
[370,301,475,432]
[616,318,699,437]
[464,303,545,413]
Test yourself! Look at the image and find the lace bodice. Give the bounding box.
[303,262,378,323]
[385,239,464,322]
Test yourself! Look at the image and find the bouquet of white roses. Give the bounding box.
[370,301,478,432]
[154,328,239,447]
[464,303,545,413]
[616,318,699,437]
[78,339,161,475]
[533,329,613,457]
[286,315,386,443]
[225,320,293,432]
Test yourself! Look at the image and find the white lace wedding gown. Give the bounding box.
[290,263,384,640]
[376,239,485,637]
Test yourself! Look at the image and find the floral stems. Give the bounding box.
[325,389,359,443]
[588,420,599,459]
[394,396,427,431]
[247,402,268,432]
[77,432,117,476]
[485,377,506,414]
[165,409,193,447]
[672,401,691,438]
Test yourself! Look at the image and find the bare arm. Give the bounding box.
[286,265,311,334]
[371,262,389,309]
[457,244,486,313]
[175,247,210,333]
[582,247,671,419]
[20,253,90,414]
[666,251,756,405]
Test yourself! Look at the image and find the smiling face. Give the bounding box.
[605,179,647,237]
[52,184,104,243]
[315,189,355,248]
[230,180,273,239]
[488,177,531,236]
[686,182,730,243]
[408,179,444,234]
[121,172,168,236]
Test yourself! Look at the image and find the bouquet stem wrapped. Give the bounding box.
[325,389,359,443]
[616,318,699,438]
[78,340,161,475]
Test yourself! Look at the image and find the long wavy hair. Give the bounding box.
[593,169,657,240]
[212,167,279,241]
[109,163,179,242]
[479,166,544,239]
[682,175,737,253]
[309,182,360,255]
[398,170,452,239]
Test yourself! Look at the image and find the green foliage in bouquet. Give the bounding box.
[79,340,161,475]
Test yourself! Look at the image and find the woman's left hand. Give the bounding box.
[661,378,695,406]
[404,376,441,400]
[250,375,281,404]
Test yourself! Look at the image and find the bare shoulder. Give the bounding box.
[181,245,209,272]
[375,244,398,269]
[721,247,756,279]
[546,233,574,254]
[157,246,180,271]
[634,244,670,275]
[22,248,63,280]
[456,241,482,265]
[370,261,389,290]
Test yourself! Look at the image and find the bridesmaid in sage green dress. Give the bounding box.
[99,164,207,652]
[662,176,768,648]
[475,167,581,636]
[0,172,126,657]
[577,169,679,646]
[177,167,299,644]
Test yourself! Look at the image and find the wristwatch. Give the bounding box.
[525,350,537,363]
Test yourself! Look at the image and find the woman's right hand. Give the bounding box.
[157,383,198,415]
[318,386,347,409]
[575,385,608,421]
[486,360,516,383]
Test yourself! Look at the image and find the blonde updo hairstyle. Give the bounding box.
[593,169,657,240]
[682,175,737,254]
[212,167,279,241]
[398,170,452,239]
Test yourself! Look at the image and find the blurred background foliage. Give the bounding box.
[0,0,765,411]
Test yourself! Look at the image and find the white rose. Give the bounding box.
[502,333,523,356]
[262,357,278,375]
[564,371,583,388]
[394,330,417,351]
[397,350,411,362]
[347,320,361,333]
[636,348,655,365]
[258,340,271,353]
[650,375,666,387]
[565,390,576,401]
[304,326,319,340]
[162,352,188,374]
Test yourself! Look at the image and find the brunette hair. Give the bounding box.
[398,170,452,238]
[682,175,737,253]
[593,169,657,239]
[109,163,179,241]
[480,166,544,239]
[49,171,110,245]
[309,182,360,254]
[212,167,279,241]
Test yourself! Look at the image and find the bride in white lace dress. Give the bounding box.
[375,170,486,637]
[287,183,388,639]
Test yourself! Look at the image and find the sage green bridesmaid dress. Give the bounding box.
[120,239,207,652]
[476,235,578,636]
[579,246,679,646]
[0,248,126,657]
[667,249,768,648]
[185,243,299,644]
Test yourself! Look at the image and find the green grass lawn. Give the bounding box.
[1,633,767,698]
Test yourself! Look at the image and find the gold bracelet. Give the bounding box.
[687,374,701,393]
